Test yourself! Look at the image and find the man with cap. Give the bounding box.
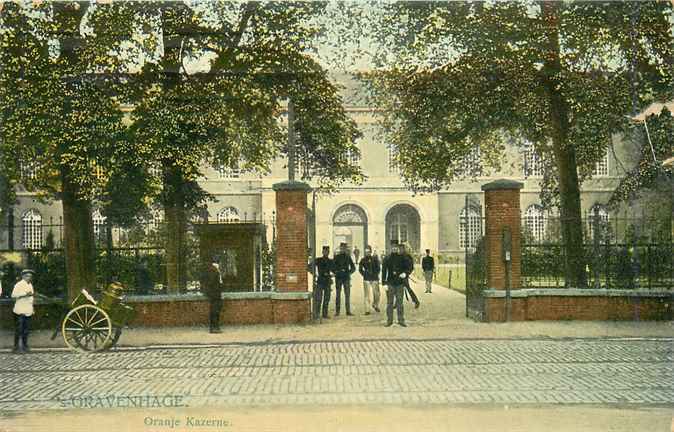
[422,249,435,293]
[313,245,335,320]
[381,241,412,327]
[201,255,224,333]
[333,242,356,316]
[358,245,381,314]
[11,269,36,352]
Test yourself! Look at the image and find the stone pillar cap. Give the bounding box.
[272,180,311,192]
[481,179,524,191]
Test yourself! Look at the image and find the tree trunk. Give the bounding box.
[61,168,97,302]
[541,1,587,288]
[163,167,187,294]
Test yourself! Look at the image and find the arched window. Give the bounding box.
[217,207,240,223]
[524,205,546,242]
[22,209,43,250]
[333,204,366,224]
[587,204,610,240]
[459,206,482,249]
[92,209,107,243]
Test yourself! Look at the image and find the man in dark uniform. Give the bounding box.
[381,241,412,327]
[333,242,356,316]
[313,246,335,320]
[422,249,435,293]
[202,255,223,333]
[400,243,420,309]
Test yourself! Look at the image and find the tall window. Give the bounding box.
[459,206,482,249]
[217,206,240,222]
[20,160,38,181]
[346,146,360,167]
[593,150,609,177]
[387,143,399,173]
[92,209,107,243]
[523,142,544,177]
[218,163,241,179]
[389,212,408,244]
[587,204,610,240]
[461,145,481,174]
[147,210,163,232]
[22,209,43,250]
[524,204,546,242]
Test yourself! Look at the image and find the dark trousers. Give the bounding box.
[14,313,30,349]
[404,279,420,306]
[386,284,405,324]
[313,283,331,319]
[335,278,351,314]
[208,297,223,330]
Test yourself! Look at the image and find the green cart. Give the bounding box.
[57,282,136,352]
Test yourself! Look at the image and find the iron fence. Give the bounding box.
[522,216,673,289]
[0,215,277,298]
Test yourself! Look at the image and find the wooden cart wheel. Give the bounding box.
[62,304,112,352]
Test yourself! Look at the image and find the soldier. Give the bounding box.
[400,243,420,309]
[333,242,356,316]
[12,269,35,353]
[202,255,224,334]
[313,246,335,320]
[422,249,435,293]
[381,241,412,327]
[358,245,381,314]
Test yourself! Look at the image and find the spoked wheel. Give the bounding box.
[62,304,112,352]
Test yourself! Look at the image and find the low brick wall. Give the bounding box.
[0,292,311,330]
[483,289,673,322]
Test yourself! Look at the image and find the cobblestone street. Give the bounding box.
[0,337,672,411]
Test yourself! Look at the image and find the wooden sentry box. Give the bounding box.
[194,223,266,292]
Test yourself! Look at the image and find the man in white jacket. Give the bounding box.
[12,269,35,353]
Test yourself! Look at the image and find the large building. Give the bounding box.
[0,77,660,263]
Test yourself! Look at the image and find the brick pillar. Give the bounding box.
[273,181,310,292]
[481,179,523,290]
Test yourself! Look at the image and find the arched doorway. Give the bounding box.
[385,204,420,254]
[332,204,368,255]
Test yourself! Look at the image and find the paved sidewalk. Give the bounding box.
[2,277,672,350]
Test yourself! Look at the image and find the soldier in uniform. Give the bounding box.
[313,246,335,320]
[400,243,420,309]
[333,242,356,316]
[381,241,412,327]
[202,255,224,334]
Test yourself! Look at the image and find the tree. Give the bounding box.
[610,107,673,240]
[120,2,363,292]
[0,2,134,300]
[2,2,363,296]
[364,0,673,287]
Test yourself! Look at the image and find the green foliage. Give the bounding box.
[610,108,673,206]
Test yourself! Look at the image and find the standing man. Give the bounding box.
[12,269,35,353]
[358,245,381,314]
[400,243,420,309]
[313,246,335,320]
[333,242,356,316]
[381,241,411,327]
[422,249,435,293]
[353,245,360,265]
[202,255,223,334]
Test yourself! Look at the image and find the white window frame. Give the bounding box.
[22,209,43,250]
[592,150,609,177]
[524,204,547,242]
[387,143,398,174]
[523,142,545,177]
[459,206,482,249]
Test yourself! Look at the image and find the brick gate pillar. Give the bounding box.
[273,180,311,292]
[481,179,523,290]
